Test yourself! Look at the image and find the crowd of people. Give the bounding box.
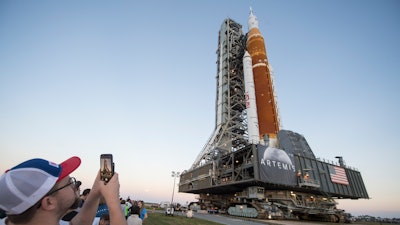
[0,156,149,225]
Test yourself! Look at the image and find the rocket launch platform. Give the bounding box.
[179,9,368,222]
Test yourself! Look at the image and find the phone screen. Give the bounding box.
[100,154,114,183]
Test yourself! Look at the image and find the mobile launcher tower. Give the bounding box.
[179,9,369,222]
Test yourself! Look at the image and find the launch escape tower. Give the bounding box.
[179,9,368,222]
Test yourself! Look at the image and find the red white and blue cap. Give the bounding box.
[0,156,81,215]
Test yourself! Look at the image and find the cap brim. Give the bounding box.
[58,156,81,181]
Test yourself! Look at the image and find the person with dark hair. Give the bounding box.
[80,188,91,208]
[0,156,128,225]
[0,210,6,220]
[127,205,141,225]
[98,213,110,225]
[137,201,147,221]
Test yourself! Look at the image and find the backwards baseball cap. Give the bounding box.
[0,156,81,215]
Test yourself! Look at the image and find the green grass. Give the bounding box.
[143,212,223,225]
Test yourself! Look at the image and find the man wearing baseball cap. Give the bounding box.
[0,156,128,225]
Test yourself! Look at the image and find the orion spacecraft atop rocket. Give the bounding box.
[179,8,368,222]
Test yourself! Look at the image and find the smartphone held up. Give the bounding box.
[100,154,114,183]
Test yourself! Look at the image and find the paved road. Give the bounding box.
[191,212,363,225]
[159,211,363,225]
[192,212,269,225]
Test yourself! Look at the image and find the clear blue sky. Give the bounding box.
[1,0,399,218]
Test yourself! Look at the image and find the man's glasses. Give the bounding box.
[36,177,77,209]
[47,177,77,196]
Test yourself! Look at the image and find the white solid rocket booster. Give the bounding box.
[243,51,260,144]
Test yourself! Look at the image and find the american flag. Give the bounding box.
[329,165,349,185]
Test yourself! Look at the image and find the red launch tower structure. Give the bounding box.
[179,8,368,222]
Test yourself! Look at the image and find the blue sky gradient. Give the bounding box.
[1,0,399,218]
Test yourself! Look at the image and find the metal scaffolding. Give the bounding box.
[191,18,248,169]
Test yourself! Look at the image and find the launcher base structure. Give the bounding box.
[179,11,368,223]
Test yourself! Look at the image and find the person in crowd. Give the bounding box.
[0,210,5,220]
[125,199,132,219]
[120,199,126,218]
[186,208,193,218]
[0,156,127,225]
[95,196,109,218]
[98,213,110,225]
[127,205,141,225]
[137,200,147,221]
[92,196,109,225]
[79,188,91,208]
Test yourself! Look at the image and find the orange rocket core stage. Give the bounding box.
[247,27,280,139]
